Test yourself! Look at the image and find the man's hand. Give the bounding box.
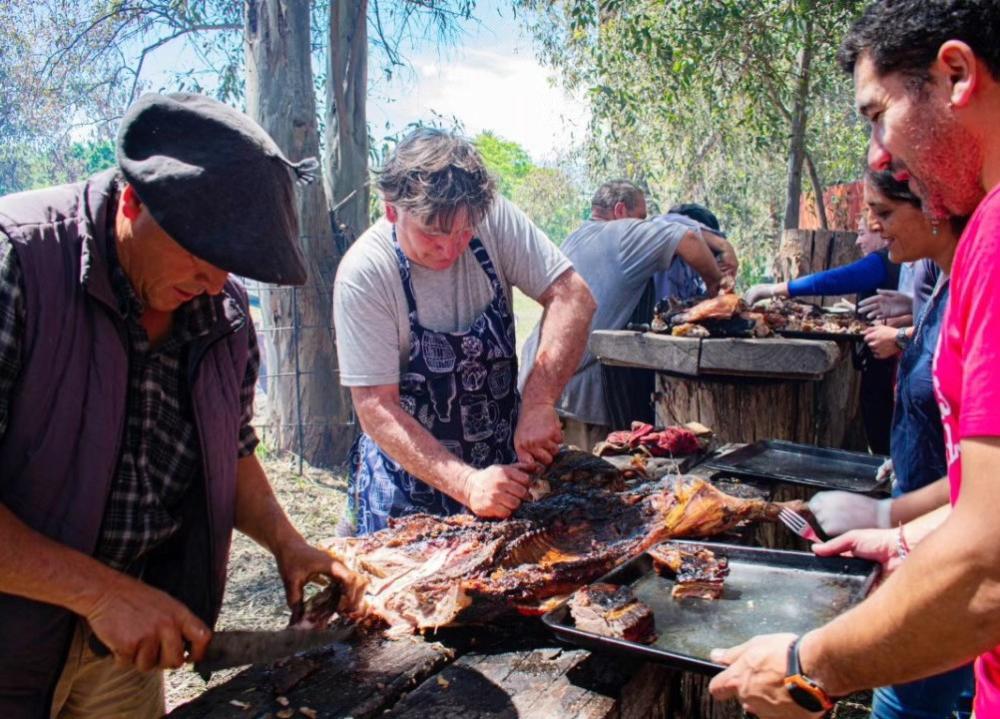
[858,289,912,321]
[718,250,739,278]
[514,402,563,466]
[709,633,821,718]
[274,539,366,614]
[863,324,902,359]
[82,573,211,672]
[812,528,904,579]
[462,464,533,518]
[744,282,789,306]
[808,491,892,535]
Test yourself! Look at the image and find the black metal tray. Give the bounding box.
[771,302,869,341]
[700,440,888,494]
[542,541,877,675]
[775,328,866,341]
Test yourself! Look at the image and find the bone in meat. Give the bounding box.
[313,452,781,634]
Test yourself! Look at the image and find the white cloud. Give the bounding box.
[368,47,589,163]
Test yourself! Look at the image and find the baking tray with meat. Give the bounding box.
[700,440,889,495]
[760,298,871,340]
[543,541,877,675]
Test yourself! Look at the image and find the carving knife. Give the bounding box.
[88,624,354,679]
[193,625,355,678]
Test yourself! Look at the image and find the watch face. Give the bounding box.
[786,680,826,712]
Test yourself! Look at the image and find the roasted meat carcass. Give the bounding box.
[649,542,730,601]
[570,583,656,643]
[652,292,764,337]
[672,291,743,324]
[315,459,782,634]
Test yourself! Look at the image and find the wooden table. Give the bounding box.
[591,330,866,449]
[167,626,688,719]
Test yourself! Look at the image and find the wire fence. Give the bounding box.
[242,261,357,476]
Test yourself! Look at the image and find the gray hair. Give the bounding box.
[376,127,496,230]
[590,180,644,214]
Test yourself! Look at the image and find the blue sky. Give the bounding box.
[137,2,587,163]
[366,1,589,162]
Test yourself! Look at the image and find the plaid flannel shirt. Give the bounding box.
[0,234,260,570]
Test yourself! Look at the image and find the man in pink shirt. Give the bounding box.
[708,1,1000,716]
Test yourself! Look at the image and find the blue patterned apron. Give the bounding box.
[346,232,521,535]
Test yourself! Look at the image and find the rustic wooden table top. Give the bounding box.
[166,626,679,719]
[589,329,844,380]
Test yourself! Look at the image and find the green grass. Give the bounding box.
[512,288,544,361]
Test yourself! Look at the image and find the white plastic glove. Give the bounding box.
[743,282,785,306]
[808,490,893,536]
[857,289,913,321]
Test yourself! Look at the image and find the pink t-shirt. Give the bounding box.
[933,182,1000,714]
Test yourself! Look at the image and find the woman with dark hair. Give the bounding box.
[744,172,906,454]
[808,171,972,719]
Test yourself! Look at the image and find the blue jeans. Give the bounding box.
[871,664,974,719]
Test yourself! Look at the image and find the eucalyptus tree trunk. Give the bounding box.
[805,151,828,230]
[245,0,354,467]
[783,13,814,230]
[325,0,370,244]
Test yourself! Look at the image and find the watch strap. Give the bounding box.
[785,636,835,712]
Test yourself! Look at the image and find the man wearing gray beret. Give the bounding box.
[0,93,359,718]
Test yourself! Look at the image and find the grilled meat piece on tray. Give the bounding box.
[570,583,656,643]
[649,542,730,601]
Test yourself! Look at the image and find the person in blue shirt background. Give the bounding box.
[744,172,904,454]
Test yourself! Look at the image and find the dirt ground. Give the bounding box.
[164,453,347,712]
[163,452,873,716]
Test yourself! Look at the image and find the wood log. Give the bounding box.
[654,345,862,449]
[385,646,677,719]
[167,634,460,719]
[590,331,839,379]
[697,338,837,379]
[590,331,701,376]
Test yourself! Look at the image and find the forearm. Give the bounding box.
[789,253,886,297]
[890,478,950,526]
[0,503,121,617]
[521,269,596,406]
[355,394,473,504]
[702,231,734,258]
[675,233,722,295]
[803,500,1000,694]
[233,455,304,555]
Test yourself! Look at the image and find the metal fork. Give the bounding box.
[778,507,821,542]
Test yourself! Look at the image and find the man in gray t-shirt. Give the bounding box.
[519,180,725,450]
[333,128,595,533]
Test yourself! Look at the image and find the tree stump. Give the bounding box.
[775,229,862,307]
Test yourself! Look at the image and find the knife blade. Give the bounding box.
[194,625,355,678]
[87,624,354,678]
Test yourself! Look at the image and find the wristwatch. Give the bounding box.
[785,636,835,712]
[895,327,911,350]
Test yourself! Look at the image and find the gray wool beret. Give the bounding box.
[117,92,313,285]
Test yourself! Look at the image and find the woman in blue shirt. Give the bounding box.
[745,179,902,454]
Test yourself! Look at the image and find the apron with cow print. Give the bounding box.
[346,232,521,535]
